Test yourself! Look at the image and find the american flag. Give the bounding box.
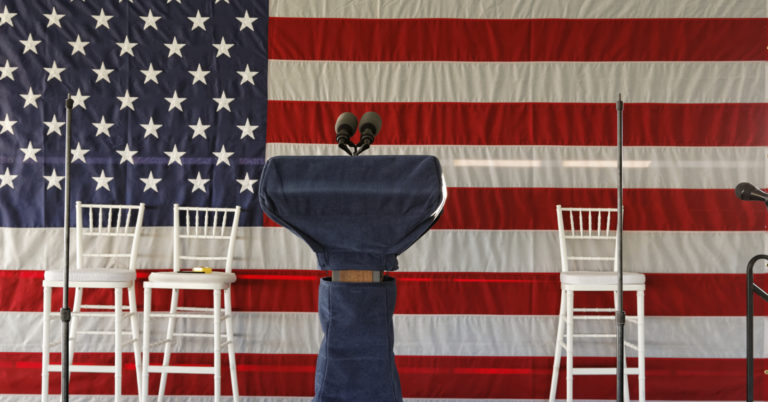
[1,0,767,400]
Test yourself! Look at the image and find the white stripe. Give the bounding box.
[3,227,764,274]
[7,311,763,359]
[267,143,768,189]
[270,0,766,19]
[267,61,765,103]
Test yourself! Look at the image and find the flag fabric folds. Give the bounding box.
[0,0,767,400]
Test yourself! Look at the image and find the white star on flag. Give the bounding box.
[140,9,161,30]
[213,91,234,112]
[44,61,65,82]
[0,6,17,27]
[237,65,258,85]
[20,88,41,109]
[165,37,185,58]
[19,34,41,54]
[117,89,138,110]
[0,113,16,134]
[189,64,209,85]
[165,91,185,111]
[93,62,114,83]
[140,171,162,192]
[93,8,113,29]
[44,169,64,190]
[92,170,113,191]
[0,60,17,81]
[117,36,138,56]
[43,7,64,28]
[116,144,138,164]
[92,116,114,137]
[237,10,258,31]
[141,63,162,84]
[237,172,258,193]
[20,142,41,162]
[140,117,162,138]
[189,118,210,139]
[213,37,233,58]
[238,118,258,139]
[212,145,234,166]
[188,10,209,31]
[71,89,89,109]
[0,168,17,189]
[44,115,64,135]
[165,145,185,166]
[71,143,90,163]
[68,34,89,56]
[188,172,210,193]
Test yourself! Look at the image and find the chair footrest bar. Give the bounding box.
[145,365,216,375]
[573,315,615,320]
[148,313,216,319]
[573,308,616,312]
[48,364,117,373]
[573,334,616,338]
[571,367,642,375]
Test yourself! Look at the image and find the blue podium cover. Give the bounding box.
[259,155,445,271]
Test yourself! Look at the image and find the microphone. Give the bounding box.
[355,111,381,156]
[335,112,357,156]
[735,182,768,203]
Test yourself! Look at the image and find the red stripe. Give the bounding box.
[268,18,767,62]
[434,188,768,231]
[266,101,768,147]
[5,352,766,399]
[6,270,767,316]
[263,188,768,231]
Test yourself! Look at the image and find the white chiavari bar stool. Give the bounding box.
[548,205,645,402]
[41,202,145,402]
[141,204,241,402]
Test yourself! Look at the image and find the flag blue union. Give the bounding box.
[0,0,268,227]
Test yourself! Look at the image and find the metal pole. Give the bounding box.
[61,95,73,402]
[616,94,626,401]
[746,254,768,402]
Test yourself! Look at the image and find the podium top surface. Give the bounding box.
[259,155,445,271]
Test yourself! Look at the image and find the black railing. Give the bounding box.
[747,254,768,402]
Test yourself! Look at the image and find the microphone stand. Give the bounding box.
[61,95,73,402]
[616,94,626,401]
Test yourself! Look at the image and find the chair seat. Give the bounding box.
[147,271,236,289]
[560,271,645,286]
[44,269,136,283]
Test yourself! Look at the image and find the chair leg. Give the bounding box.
[213,289,222,402]
[637,290,646,402]
[158,288,180,400]
[565,290,574,402]
[141,287,152,402]
[114,288,123,402]
[623,350,630,401]
[68,287,83,376]
[224,288,239,401]
[548,289,566,402]
[127,284,142,402]
[41,285,51,402]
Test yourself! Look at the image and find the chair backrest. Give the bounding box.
[555,205,620,273]
[172,204,241,273]
[75,202,146,271]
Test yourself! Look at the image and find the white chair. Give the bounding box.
[548,205,645,402]
[41,202,145,401]
[141,204,241,402]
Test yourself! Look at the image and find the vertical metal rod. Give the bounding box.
[745,254,768,402]
[616,94,626,401]
[61,95,73,402]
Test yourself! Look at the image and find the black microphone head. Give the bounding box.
[359,111,382,137]
[335,112,358,136]
[735,182,768,202]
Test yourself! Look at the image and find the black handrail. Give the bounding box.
[747,254,768,402]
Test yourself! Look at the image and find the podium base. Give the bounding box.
[314,276,402,402]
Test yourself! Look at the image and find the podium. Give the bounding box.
[259,155,445,401]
